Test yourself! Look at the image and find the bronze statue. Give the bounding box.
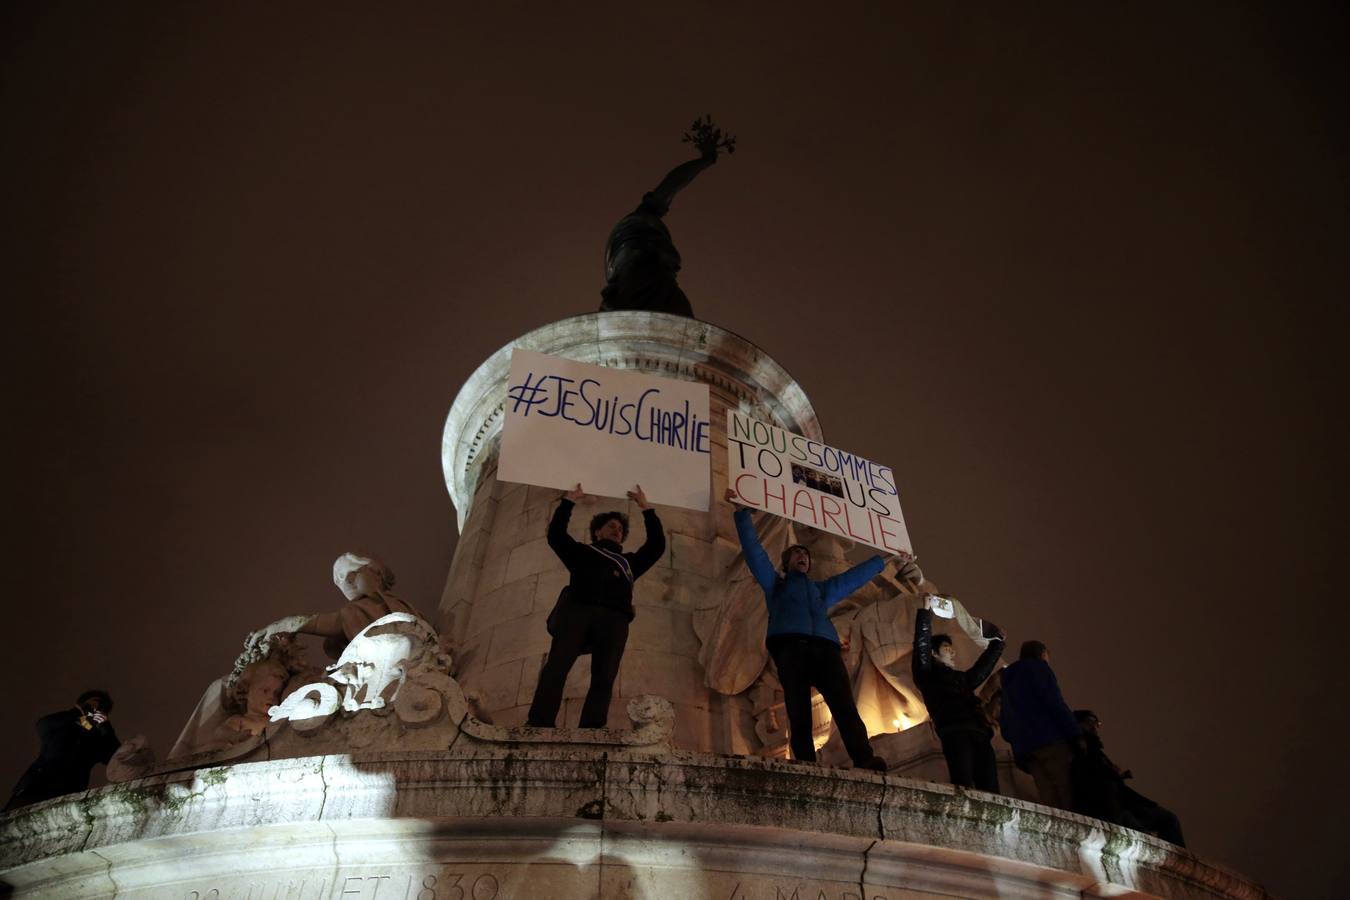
[600,116,735,318]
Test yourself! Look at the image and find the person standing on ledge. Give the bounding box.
[998,640,1083,810]
[726,487,890,772]
[1071,709,1186,846]
[5,690,121,811]
[600,115,735,318]
[911,596,1006,792]
[526,483,666,729]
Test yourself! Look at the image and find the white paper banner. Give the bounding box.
[498,349,712,511]
[727,410,913,555]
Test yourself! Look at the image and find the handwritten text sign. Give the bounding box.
[499,349,712,511]
[727,411,912,556]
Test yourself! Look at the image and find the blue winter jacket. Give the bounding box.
[997,658,1081,763]
[734,508,886,645]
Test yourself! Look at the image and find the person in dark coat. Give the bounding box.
[997,640,1082,810]
[911,599,1006,792]
[5,690,120,811]
[526,483,665,729]
[728,488,889,771]
[1071,710,1186,846]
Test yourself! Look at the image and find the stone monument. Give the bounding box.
[0,127,1272,899]
[599,116,734,318]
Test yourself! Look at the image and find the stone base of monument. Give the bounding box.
[2,625,1268,899]
[1,747,1269,899]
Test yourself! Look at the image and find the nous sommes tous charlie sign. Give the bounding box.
[499,349,712,511]
[728,411,913,556]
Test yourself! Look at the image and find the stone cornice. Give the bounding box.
[441,312,822,530]
[0,748,1271,900]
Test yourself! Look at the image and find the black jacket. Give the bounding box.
[547,499,665,620]
[6,708,120,810]
[1072,733,1158,822]
[912,608,1004,736]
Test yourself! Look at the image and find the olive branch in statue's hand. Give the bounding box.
[682,115,736,159]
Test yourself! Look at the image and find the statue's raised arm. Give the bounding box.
[601,116,735,318]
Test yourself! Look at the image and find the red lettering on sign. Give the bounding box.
[819,495,846,534]
[763,479,788,515]
[790,488,818,525]
[844,501,876,544]
[734,473,761,506]
[876,513,904,553]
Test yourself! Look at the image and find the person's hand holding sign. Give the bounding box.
[893,551,923,590]
[925,593,956,619]
[627,484,652,510]
[724,486,738,503]
[563,483,587,503]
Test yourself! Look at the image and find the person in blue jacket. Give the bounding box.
[997,640,1082,810]
[726,488,889,771]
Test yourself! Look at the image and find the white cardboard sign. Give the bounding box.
[498,349,712,511]
[727,410,913,556]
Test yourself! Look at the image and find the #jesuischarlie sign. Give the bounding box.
[727,410,913,557]
[497,349,712,511]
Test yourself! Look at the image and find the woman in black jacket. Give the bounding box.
[526,483,665,728]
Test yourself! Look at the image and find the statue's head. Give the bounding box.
[333,552,394,602]
[233,658,289,717]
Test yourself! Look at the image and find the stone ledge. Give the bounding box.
[0,747,1270,899]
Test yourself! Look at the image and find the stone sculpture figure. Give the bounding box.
[167,630,313,757]
[600,116,735,318]
[270,611,449,725]
[168,552,422,758]
[251,552,424,660]
[213,656,291,745]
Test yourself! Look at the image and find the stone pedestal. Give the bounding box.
[0,743,1270,899]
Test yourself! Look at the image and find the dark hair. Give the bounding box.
[931,634,953,656]
[1074,709,1098,724]
[78,689,113,713]
[780,544,811,572]
[589,511,629,542]
[1019,640,1047,661]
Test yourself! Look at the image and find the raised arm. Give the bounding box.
[646,116,734,211]
[626,485,666,578]
[647,154,717,213]
[964,636,1006,688]
[912,607,935,677]
[732,505,779,594]
[819,554,886,607]
[546,489,586,569]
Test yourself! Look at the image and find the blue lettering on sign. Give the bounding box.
[507,371,710,455]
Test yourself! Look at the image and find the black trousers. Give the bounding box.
[938,727,1000,793]
[527,602,629,728]
[768,635,877,767]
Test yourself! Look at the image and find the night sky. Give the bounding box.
[4,4,1346,896]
